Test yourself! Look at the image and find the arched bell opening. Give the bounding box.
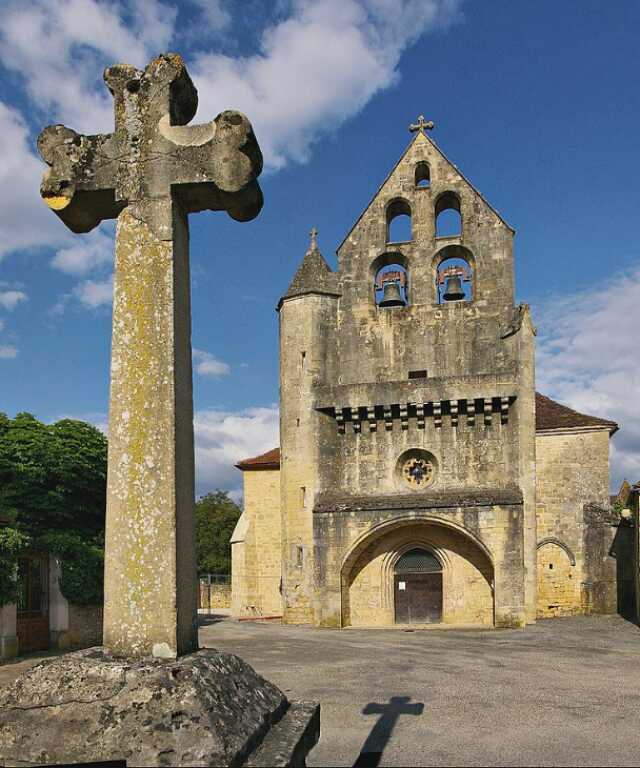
[435,191,462,237]
[433,244,475,304]
[371,252,409,308]
[341,517,494,628]
[415,161,431,189]
[386,198,412,243]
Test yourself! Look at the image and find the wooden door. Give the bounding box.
[395,573,442,624]
[17,553,49,653]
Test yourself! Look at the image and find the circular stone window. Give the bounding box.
[397,449,437,490]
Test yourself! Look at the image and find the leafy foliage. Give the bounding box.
[0,527,31,606]
[0,412,107,605]
[0,412,107,540]
[196,491,241,575]
[40,532,104,605]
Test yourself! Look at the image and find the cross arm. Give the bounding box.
[159,110,264,222]
[37,125,122,233]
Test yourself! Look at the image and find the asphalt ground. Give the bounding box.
[199,613,640,767]
[2,614,638,767]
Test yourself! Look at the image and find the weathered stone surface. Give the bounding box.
[232,120,622,631]
[37,52,263,659]
[0,648,319,767]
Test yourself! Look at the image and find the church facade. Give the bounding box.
[231,122,621,629]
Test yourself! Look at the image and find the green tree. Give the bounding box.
[196,490,241,575]
[0,412,107,605]
[0,412,107,539]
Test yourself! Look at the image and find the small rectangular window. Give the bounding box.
[301,486,307,508]
[301,351,306,371]
[408,370,428,379]
[296,546,304,567]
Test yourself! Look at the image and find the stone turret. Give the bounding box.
[278,230,339,623]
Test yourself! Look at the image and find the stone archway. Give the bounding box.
[536,540,579,618]
[340,517,494,628]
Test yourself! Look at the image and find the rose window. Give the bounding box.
[402,456,434,488]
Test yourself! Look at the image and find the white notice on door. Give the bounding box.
[398,581,406,591]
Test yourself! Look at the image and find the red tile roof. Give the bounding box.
[535,392,618,434]
[235,394,618,470]
[235,447,281,471]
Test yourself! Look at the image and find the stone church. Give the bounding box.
[231,119,623,629]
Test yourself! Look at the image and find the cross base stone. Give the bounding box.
[0,648,319,767]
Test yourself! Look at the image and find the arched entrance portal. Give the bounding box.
[341,517,494,628]
[394,548,442,624]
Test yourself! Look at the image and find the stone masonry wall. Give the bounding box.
[278,129,535,627]
[535,428,613,617]
[314,504,525,629]
[232,468,282,617]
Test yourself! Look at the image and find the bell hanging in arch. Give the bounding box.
[379,280,406,307]
[442,275,465,301]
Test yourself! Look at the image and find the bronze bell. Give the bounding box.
[378,280,406,307]
[443,275,465,301]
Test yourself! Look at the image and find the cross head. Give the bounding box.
[409,115,434,134]
[38,53,263,235]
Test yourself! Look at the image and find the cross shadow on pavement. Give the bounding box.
[353,695,424,768]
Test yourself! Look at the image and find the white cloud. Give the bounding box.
[0,290,28,311]
[195,406,279,494]
[193,348,231,378]
[51,228,114,275]
[0,0,460,263]
[0,0,176,134]
[191,0,231,31]
[0,345,18,359]
[72,276,114,308]
[536,265,640,489]
[191,0,461,169]
[0,101,70,258]
[67,403,279,496]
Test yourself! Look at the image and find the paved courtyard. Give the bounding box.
[1,615,638,766]
[200,614,640,767]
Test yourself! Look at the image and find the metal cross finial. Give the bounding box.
[409,115,434,134]
[310,226,319,250]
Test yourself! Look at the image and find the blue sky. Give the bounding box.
[1,0,638,495]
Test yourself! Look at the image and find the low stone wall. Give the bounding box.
[199,583,231,610]
[52,604,103,650]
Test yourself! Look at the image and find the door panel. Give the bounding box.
[17,554,49,653]
[395,573,442,624]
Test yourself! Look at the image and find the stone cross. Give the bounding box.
[409,115,434,134]
[309,226,319,250]
[38,53,263,659]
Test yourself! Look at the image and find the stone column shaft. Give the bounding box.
[103,200,197,658]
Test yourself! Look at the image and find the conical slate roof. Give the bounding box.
[279,230,340,307]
